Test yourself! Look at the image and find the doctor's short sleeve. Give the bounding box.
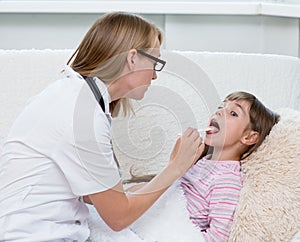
[52,94,121,196]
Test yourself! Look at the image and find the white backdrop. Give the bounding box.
[0,1,300,57]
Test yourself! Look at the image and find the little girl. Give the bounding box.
[87,91,280,242]
[181,91,280,241]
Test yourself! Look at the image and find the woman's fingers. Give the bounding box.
[169,128,203,175]
[182,127,202,143]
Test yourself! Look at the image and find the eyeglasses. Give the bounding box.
[137,49,166,72]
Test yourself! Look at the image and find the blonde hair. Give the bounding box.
[67,12,163,117]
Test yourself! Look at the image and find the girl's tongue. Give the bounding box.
[206,126,219,134]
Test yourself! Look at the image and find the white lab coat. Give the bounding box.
[0,66,120,241]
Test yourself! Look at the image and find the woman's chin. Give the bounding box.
[127,88,148,100]
[134,93,146,100]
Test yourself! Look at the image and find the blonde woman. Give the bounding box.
[0,12,203,241]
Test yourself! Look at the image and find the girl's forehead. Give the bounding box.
[224,99,249,106]
[223,99,251,112]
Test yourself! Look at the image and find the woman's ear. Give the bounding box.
[241,130,259,146]
[127,49,137,71]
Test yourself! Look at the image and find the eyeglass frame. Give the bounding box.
[136,49,166,72]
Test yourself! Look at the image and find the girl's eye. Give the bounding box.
[230,111,238,117]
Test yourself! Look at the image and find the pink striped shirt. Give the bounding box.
[181,156,242,242]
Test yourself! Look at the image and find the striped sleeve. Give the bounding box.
[203,172,242,242]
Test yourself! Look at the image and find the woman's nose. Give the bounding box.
[152,70,157,80]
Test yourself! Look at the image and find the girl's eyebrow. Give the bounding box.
[233,102,246,115]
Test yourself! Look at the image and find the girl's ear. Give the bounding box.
[127,49,137,71]
[241,130,259,146]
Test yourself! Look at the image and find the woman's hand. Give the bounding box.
[169,128,204,176]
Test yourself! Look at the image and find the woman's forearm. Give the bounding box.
[89,128,204,231]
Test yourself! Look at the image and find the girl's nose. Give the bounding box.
[215,108,223,116]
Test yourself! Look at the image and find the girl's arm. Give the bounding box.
[88,128,204,231]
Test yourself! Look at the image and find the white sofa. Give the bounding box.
[1,49,300,241]
[1,49,299,177]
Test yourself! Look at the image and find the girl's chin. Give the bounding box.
[203,138,211,146]
[204,135,220,146]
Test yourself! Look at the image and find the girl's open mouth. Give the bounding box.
[207,119,220,134]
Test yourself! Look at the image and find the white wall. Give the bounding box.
[165,15,299,57]
[0,1,300,57]
[0,13,165,50]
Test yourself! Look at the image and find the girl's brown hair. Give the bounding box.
[67,12,163,116]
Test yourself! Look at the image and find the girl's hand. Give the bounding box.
[169,128,204,176]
